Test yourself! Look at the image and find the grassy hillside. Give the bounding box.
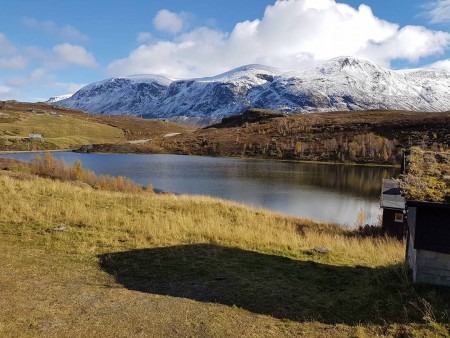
[95,109,450,165]
[0,164,449,337]
[3,101,448,166]
[0,101,194,151]
[0,112,124,149]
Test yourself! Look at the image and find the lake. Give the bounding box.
[0,152,399,226]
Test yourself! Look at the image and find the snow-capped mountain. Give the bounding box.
[46,94,73,103]
[56,75,172,115]
[54,57,450,124]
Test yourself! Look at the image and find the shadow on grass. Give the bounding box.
[98,244,449,325]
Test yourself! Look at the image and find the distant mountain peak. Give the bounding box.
[46,94,73,103]
[194,64,282,82]
[52,57,450,124]
[330,56,369,66]
[312,56,388,77]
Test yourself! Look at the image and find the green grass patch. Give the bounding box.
[0,113,125,150]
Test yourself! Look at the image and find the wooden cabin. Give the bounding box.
[380,179,407,239]
[400,148,450,287]
[406,201,450,286]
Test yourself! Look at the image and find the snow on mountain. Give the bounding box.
[54,57,450,123]
[153,64,283,120]
[58,75,173,115]
[46,94,73,103]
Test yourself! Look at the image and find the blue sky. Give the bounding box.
[0,0,449,101]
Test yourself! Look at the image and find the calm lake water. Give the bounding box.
[1,152,399,226]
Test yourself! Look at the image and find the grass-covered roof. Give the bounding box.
[399,147,450,202]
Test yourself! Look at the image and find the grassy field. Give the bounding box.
[0,166,449,337]
[0,112,125,149]
[0,101,194,151]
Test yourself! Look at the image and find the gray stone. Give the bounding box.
[52,226,68,232]
[314,247,331,254]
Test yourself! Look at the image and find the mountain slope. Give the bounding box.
[55,57,450,123]
[61,75,173,116]
[46,94,73,103]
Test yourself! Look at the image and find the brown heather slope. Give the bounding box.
[92,109,450,165]
[3,101,449,166]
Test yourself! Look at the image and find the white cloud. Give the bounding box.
[0,56,27,69]
[108,0,450,78]
[60,25,89,42]
[0,86,16,100]
[153,9,186,34]
[21,17,89,42]
[425,0,450,24]
[66,82,85,93]
[51,43,98,68]
[0,33,17,54]
[137,32,153,43]
[360,25,450,65]
[5,68,50,88]
[56,82,86,93]
[429,58,450,71]
[109,27,228,78]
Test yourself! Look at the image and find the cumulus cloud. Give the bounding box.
[425,0,450,24]
[0,33,17,54]
[51,43,98,68]
[153,9,186,34]
[108,0,450,78]
[0,86,16,100]
[137,32,153,43]
[56,82,86,93]
[4,68,50,88]
[360,25,450,64]
[21,17,89,42]
[0,56,27,69]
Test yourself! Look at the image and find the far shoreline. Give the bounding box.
[0,148,75,155]
[0,147,400,168]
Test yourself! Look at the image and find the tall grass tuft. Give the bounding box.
[20,152,152,193]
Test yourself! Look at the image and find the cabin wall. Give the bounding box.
[414,204,450,254]
[415,250,450,286]
[382,208,407,239]
[407,205,450,286]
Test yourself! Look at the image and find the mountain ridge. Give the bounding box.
[53,57,450,124]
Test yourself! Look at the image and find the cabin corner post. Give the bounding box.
[406,206,417,282]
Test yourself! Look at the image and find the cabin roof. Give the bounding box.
[381,179,405,210]
[399,148,450,202]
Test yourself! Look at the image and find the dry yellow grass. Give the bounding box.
[0,171,448,337]
[0,172,402,266]
[0,113,125,148]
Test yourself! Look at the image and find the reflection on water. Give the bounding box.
[0,152,399,226]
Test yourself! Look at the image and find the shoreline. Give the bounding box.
[0,148,75,155]
[0,147,400,168]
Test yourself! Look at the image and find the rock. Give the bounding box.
[210,109,286,128]
[53,226,68,232]
[75,144,93,153]
[314,247,331,254]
